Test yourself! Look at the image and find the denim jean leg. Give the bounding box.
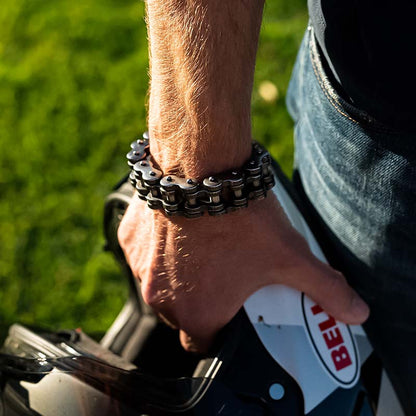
[287,26,416,415]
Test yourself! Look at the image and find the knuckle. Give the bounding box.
[117,220,128,250]
[140,280,157,306]
[140,279,170,308]
[181,341,196,353]
[326,270,347,293]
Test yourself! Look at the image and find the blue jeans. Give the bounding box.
[286,26,416,415]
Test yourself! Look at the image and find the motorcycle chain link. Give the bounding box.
[126,132,275,218]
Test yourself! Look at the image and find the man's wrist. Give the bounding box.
[149,129,252,181]
[128,136,274,218]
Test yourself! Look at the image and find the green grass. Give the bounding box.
[0,0,307,341]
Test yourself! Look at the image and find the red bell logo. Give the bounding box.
[310,304,353,371]
[303,295,359,387]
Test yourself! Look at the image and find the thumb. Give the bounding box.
[292,260,370,325]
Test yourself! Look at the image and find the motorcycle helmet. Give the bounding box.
[0,155,404,415]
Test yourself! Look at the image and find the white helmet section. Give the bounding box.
[21,370,113,416]
[244,177,373,414]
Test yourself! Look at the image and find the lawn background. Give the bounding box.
[0,0,308,341]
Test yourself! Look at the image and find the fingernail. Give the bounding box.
[352,296,370,321]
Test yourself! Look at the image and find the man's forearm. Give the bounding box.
[146,0,265,180]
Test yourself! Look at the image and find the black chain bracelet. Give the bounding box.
[126,132,275,218]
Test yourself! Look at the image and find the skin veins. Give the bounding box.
[118,0,370,353]
[146,0,260,179]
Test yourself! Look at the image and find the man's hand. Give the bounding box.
[118,192,369,353]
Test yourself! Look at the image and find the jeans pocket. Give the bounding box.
[307,28,398,135]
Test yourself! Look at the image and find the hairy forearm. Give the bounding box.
[146,0,265,180]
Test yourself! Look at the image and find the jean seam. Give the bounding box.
[308,31,359,126]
